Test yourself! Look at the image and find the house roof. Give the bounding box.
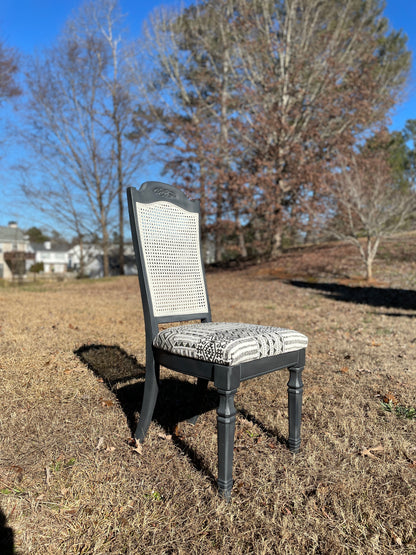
[30,242,69,253]
[0,225,28,243]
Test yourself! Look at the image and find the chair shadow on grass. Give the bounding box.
[74,344,220,485]
[74,344,288,487]
[0,509,14,555]
[289,280,416,312]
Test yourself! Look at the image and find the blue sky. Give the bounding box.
[0,0,415,233]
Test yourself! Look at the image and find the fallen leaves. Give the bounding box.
[391,530,403,546]
[173,423,184,439]
[128,438,143,455]
[45,467,52,486]
[382,392,398,405]
[96,437,105,451]
[95,437,115,453]
[9,465,23,483]
[127,431,171,456]
[100,398,114,407]
[360,444,384,459]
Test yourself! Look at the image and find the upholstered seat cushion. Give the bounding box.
[153,322,308,366]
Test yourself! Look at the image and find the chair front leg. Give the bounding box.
[287,355,305,453]
[216,388,237,501]
[135,357,160,443]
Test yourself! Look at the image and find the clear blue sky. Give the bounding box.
[0,0,415,233]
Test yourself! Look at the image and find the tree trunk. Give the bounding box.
[365,258,373,281]
[118,185,125,275]
[215,184,224,262]
[102,243,110,277]
[101,222,110,277]
[79,236,85,278]
[237,222,247,258]
[365,236,380,281]
[115,109,125,275]
[215,229,224,262]
[270,227,283,258]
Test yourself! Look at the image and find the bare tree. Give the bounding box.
[329,151,416,280]
[21,0,142,276]
[22,37,115,276]
[70,0,143,273]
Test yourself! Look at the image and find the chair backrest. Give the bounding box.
[127,182,211,333]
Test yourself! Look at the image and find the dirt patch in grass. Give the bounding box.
[0,241,415,553]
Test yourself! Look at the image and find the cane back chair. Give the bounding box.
[127,182,308,500]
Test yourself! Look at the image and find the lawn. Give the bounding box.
[1,238,415,553]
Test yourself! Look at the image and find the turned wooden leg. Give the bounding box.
[287,356,304,453]
[216,388,237,501]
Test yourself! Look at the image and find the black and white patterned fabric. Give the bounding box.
[153,322,308,366]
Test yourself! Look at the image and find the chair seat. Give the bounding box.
[154,322,308,366]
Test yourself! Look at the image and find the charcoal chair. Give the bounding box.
[127,182,308,500]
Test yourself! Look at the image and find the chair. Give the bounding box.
[127,182,308,500]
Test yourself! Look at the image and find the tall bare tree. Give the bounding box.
[21,0,142,276]
[70,0,143,273]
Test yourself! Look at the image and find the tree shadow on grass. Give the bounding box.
[290,280,416,311]
[0,509,14,555]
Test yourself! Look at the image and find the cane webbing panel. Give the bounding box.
[154,322,308,366]
[136,201,209,317]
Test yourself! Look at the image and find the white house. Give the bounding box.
[67,244,103,278]
[67,243,137,278]
[30,241,69,274]
[0,222,34,280]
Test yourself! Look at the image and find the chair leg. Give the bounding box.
[135,359,160,443]
[216,388,237,501]
[187,378,209,425]
[196,377,209,392]
[287,362,304,453]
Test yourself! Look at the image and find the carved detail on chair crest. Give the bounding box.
[153,186,176,199]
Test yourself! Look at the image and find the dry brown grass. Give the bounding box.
[1,239,415,554]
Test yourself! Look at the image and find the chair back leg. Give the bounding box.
[135,359,160,442]
[216,388,237,501]
[287,361,304,453]
[187,378,209,425]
